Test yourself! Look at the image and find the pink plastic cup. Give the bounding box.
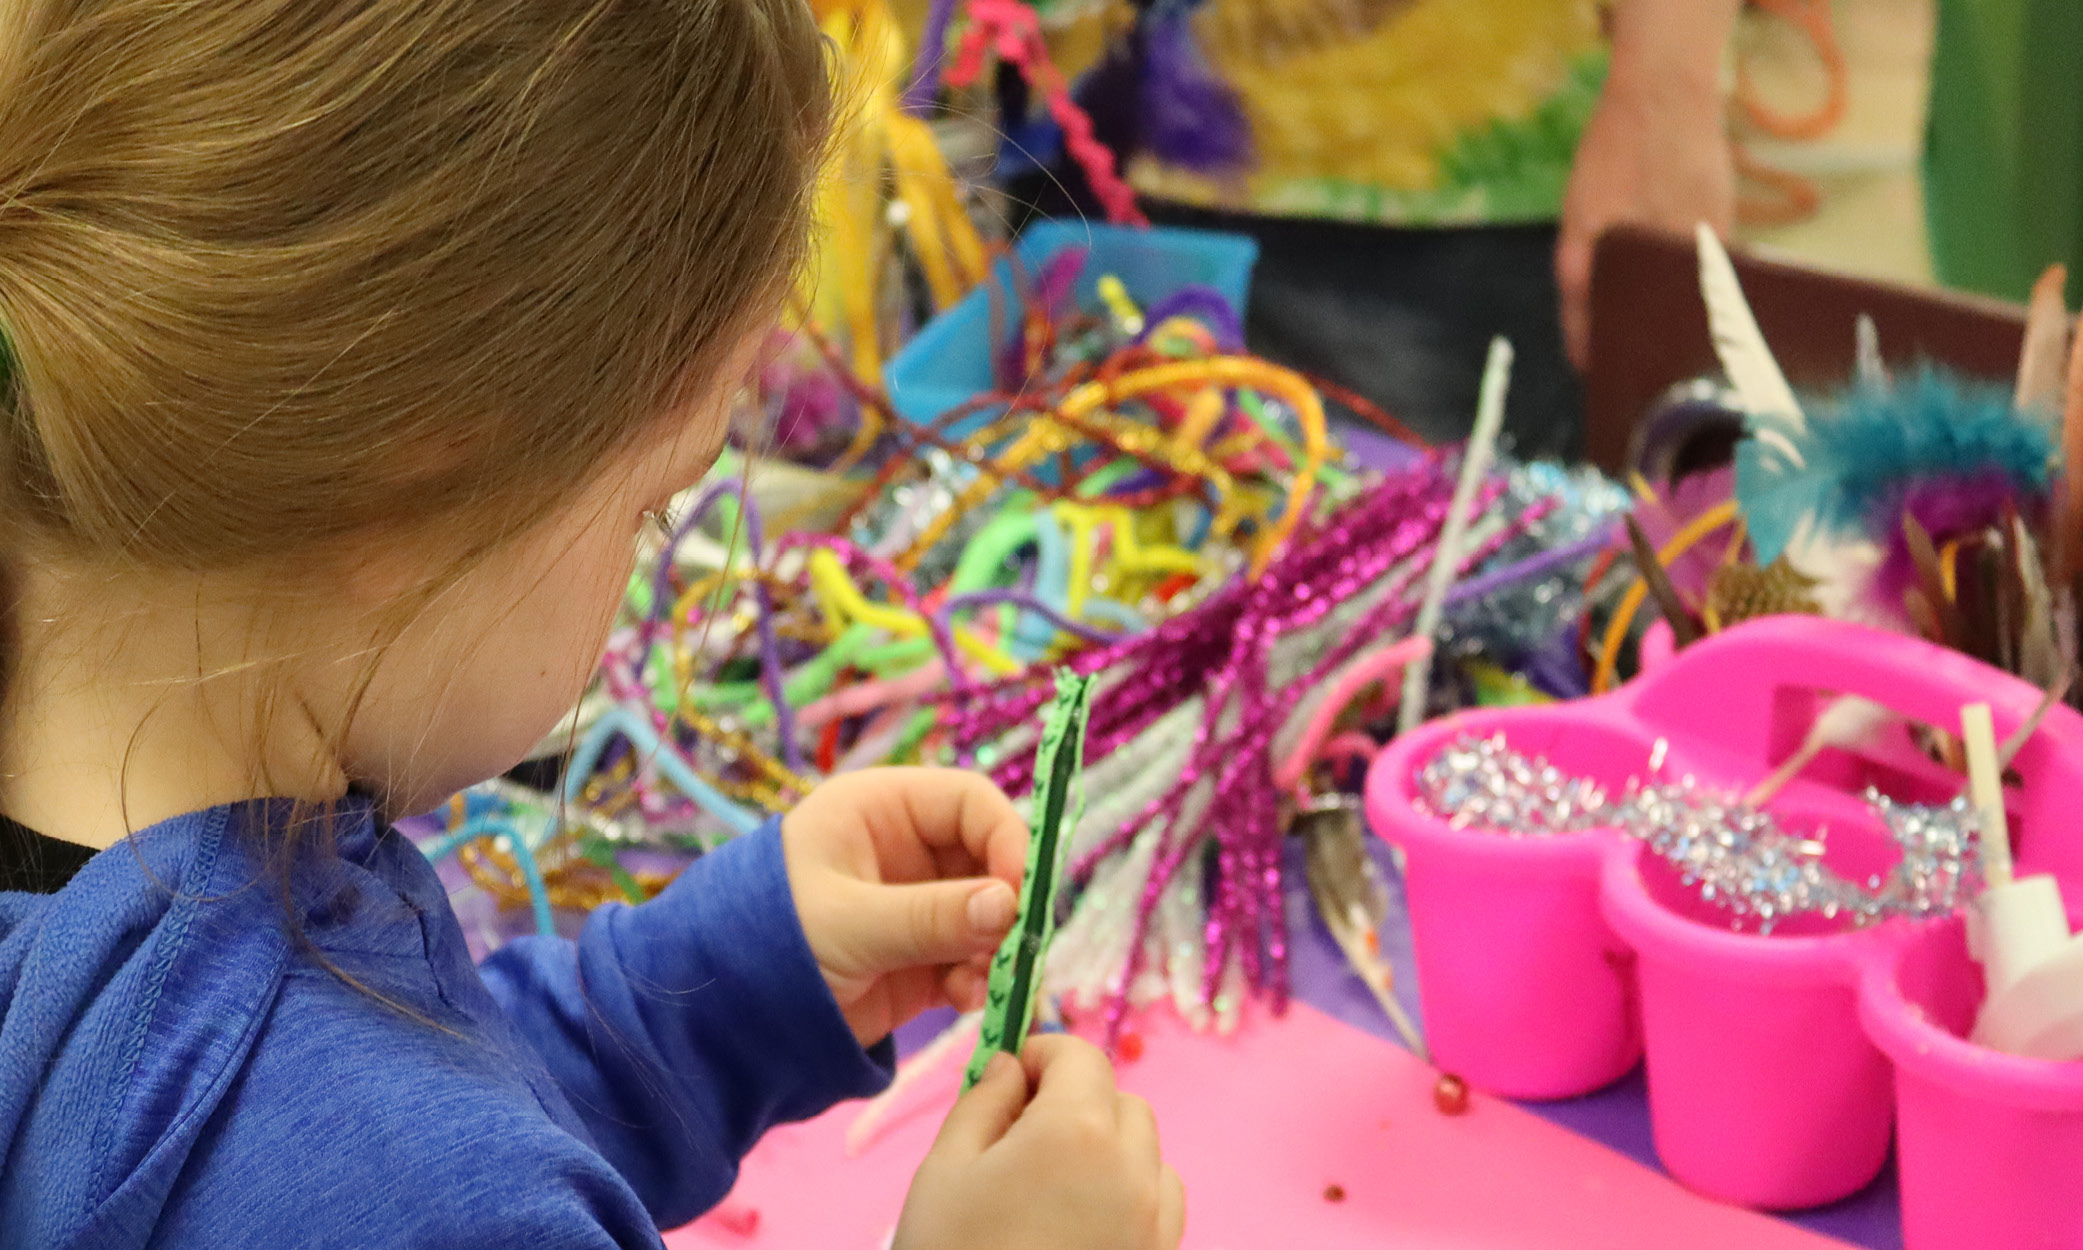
[1368,616,2083,1217]
[1602,618,2083,1209]
[1369,708,1647,1099]
[1601,800,1901,1209]
[1862,914,2083,1250]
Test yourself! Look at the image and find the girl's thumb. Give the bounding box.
[932,1052,1027,1155]
[858,878,1016,972]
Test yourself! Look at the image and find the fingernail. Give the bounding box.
[968,882,1016,933]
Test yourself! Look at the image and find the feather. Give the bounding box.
[2011,513,2065,688]
[2016,265,2071,414]
[1967,532,2005,668]
[1628,467,1732,598]
[2062,305,2083,582]
[1855,313,1890,392]
[1903,513,1967,648]
[1997,669,2072,771]
[1625,513,1701,646]
[1870,471,2036,611]
[1735,366,2055,572]
[1904,584,1942,644]
[1784,533,1882,623]
[1746,695,1894,806]
[1301,803,1384,932]
[1733,431,1819,568]
[1299,804,1427,1059]
[1696,224,1805,450]
[1705,557,1821,630]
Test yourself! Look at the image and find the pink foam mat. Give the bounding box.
[665,1002,1855,1250]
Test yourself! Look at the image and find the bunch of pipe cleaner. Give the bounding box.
[943,353,1615,1040]
[410,250,1406,941]
[1415,733,1984,932]
[1435,459,1630,673]
[412,290,1634,1063]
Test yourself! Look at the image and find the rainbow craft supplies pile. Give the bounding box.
[420,240,1627,1025]
[405,5,2083,1241]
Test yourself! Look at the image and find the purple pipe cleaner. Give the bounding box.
[1136,285,1246,351]
[901,0,961,115]
[928,457,1585,1042]
[1105,490,1529,1035]
[648,481,806,776]
[940,589,1124,646]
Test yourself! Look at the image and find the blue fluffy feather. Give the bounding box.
[1735,365,2055,565]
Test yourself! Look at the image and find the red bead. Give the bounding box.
[1433,1073,1470,1116]
[1117,1031,1144,1062]
[710,1202,761,1237]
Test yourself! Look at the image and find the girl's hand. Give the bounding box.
[782,768,1027,1047]
[895,1036,1186,1250]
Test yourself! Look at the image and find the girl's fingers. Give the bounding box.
[1157,1164,1187,1249]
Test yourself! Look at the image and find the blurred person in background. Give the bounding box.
[1005,0,1743,457]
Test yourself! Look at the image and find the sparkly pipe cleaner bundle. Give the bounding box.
[946,455,1576,1037]
[419,285,1374,929]
[419,261,1624,1053]
[1415,734,1984,933]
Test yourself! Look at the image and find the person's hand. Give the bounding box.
[895,1036,1186,1250]
[1555,2,1739,369]
[782,767,1027,1047]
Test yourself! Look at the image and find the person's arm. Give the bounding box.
[1557,0,1743,368]
[476,821,896,1230]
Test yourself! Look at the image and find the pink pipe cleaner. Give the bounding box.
[946,0,1148,227]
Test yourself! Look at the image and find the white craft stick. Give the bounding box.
[1398,337,1512,735]
[1960,702,2015,888]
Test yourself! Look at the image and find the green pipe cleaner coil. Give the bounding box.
[962,667,1095,1090]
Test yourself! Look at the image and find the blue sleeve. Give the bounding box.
[476,820,894,1229]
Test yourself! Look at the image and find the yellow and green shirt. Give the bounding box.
[1129,0,1608,225]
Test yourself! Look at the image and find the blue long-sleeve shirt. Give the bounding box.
[0,797,893,1248]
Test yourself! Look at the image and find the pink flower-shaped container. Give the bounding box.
[1366,616,2083,1243]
